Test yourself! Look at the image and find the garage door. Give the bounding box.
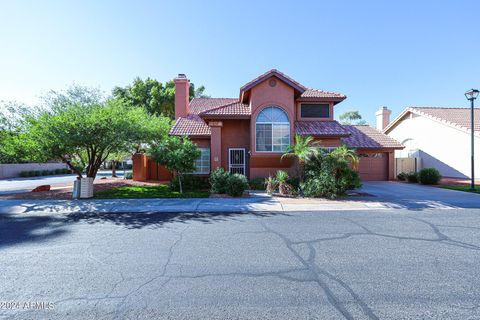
[358,153,388,181]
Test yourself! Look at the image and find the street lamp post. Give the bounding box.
[465,89,479,191]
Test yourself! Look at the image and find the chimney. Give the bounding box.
[174,74,190,119]
[375,106,391,131]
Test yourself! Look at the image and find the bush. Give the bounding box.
[225,174,249,197]
[302,171,338,199]
[406,171,418,183]
[210,168,230,194]
[124,172,133,179]
[170,175,209,192]
[418,168,441,185]
[19,171,30,177]
[249,177,265,190]
[287,177,300,190]
[302,151,361,198]
[62,168,71,174]
[54,168,63,175]
[41,170,50,176]
[265,176,277,195]
[397,172,407,181]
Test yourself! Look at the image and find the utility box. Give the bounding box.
[72,180,81,199]
[72,177,94,199]
[80,178,94,198]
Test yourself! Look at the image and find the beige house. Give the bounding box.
[379,106,480,179]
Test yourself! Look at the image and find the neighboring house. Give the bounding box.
[382,106,480,179]
[133,69,402,181]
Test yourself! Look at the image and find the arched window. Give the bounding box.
[255,106,290,152]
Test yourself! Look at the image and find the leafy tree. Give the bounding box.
[339,110,367,125]
[281,134,320,183]
[17,85,171,179]
[0,101,40,163]
[148,136,200,193]
[113,77,208,119]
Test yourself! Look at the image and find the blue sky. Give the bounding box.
[1,0,479,124]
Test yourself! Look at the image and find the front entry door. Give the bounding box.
[229,148,246,175]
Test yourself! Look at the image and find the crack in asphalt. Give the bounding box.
[287,217,480,252]
[113,226,189,319]
[259,219,380,320]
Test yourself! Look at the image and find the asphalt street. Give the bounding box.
[1,208,479,319]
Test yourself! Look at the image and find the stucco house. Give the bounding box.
[382,106,480,179]
[133,69,402,181]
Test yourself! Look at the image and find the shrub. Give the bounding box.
[19,171,30,177]
[276,170,290,195]
[41,170,50,176]
[249,177,265,190]
[54,168,63,175]
[302,171,338,199]
[418,168,441,185]
[265,176,277,195]
[62,168,71,174]
[287,177,300,191]
[124,172,133,180]
[225,174,249,197]
[210,168,230,194]
[397,172,407,181]
[302,151,361,198]
[170,175,209,192]
[406,171,418,183]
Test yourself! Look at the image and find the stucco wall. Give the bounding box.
[0,163,68,179]
[220,120,250,171]
[248,77,295,178]
[387,113,480,178]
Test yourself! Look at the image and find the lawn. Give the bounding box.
[440,185,480,194]
[94,185,210,199]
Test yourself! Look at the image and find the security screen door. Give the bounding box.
[229,148,246,175]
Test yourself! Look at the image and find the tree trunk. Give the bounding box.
[178,173,183,194]
[111,160,117,177]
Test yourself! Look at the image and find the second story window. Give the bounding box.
[256,106,290,152]
[300,104,330,118]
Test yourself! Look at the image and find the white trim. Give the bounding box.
[254,106,291,153]
[229,148,246,175]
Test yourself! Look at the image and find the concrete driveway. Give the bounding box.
[359,181,480,209]
[0,208,479,319]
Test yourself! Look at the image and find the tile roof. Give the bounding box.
[240,69,307,94]
[295,121,351,136]
[169,114,211,136]
[300,88,346,100]
[408,107,480,133]
[189,98,238,114]
[341,125,403,149]
[199,101,250,117]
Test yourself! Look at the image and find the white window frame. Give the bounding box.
[229,148,246,175]
[192,147,210,174]
[255,107,290,153]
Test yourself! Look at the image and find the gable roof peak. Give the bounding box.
[239,69,307,102]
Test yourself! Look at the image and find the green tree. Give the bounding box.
[113,77,208,119]
[339,110,367,125]
[148,136,200,193]
[0,101,40,163]
[281,134,320,183]
[18,85,171,179]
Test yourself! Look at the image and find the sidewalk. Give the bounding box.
[0,195,390,215]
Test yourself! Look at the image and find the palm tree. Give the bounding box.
[330,144,359,170]
[281,134,319,183]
